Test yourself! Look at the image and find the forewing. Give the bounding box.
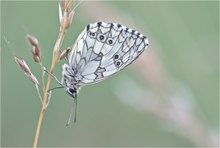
[69,22,149,85]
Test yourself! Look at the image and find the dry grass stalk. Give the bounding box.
[33,0,74,147]
[13,0,75,147]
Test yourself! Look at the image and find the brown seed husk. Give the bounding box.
[14,56,31,74]
[27,34,39,47]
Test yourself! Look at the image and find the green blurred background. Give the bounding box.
[1,1,219,147]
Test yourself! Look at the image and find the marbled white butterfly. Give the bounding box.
[62,22,149,98]
[62,22,148,123]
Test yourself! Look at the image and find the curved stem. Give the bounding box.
[33,15,67,148]
[33,31,65,148]
[33,1,74,147]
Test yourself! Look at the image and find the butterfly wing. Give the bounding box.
[68,22,149,85]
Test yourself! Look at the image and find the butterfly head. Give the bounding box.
[66,86,78,98]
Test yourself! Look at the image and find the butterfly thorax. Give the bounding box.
[62,64,80,98]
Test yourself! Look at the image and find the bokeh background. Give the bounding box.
[1,1,219,147]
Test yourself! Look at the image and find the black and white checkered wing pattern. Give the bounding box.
[68,22,149,85]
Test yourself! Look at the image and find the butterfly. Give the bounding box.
[61,22,149,124]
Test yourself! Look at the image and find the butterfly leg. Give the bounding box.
[46,90,52,108]
[45,86,64,107]
[43,67,62,86]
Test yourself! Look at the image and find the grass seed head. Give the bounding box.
[65,10,74,29]
[14,56,31,74]
[27,34,39,48]
[32,46,41,63]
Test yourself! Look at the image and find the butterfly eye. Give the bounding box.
[69,88,74,94]
[67,88,77,98]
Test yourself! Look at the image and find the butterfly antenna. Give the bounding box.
[48,86,64,92]
[66,96,78,126]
